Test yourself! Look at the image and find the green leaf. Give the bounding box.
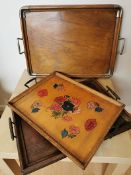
[61,110,67,116]
[68,134,76,139]
[52,111,61,116]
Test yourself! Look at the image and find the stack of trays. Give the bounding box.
[9,72,124,172]
[8,5,131,174]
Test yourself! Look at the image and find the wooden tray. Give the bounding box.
[9,112,65,175]
[20,5,122,77]
[24,77,131,139]
[9,79,130,174]
[8,72,124,169]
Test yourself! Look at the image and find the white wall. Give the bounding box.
[0,0,131,112]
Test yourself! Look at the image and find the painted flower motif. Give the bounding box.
[31,100,42,113]
[31,101,42,108]
[54,96,66,104]
[87,101,99,109]
[53,83,64,91]
[53,83,58,88]
[32,108,40,113]
[50,103,62,111]
[95,106,103,112]
[72,106,81,114]
[49,95,81,119]
[87,101,103,112]
[69,125,80,135]
[37,89,48,97]
[62,101,74,112]
[85,119,97,131]
[61,129,68,138]
[61,125,80,139]
[63,115,72,121]
[71,97,81,106]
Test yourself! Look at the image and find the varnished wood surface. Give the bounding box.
[0,70,131,175]
[20,5,122,77]
[9,78,130,174]
[8,72,124,169]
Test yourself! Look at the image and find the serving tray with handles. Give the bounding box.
[8,72,124,169]
[18,4,124,78]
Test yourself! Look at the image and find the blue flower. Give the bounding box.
[62,101,74,112]
[61,129,68,138]
[95,107,103,112]
[32,108,40,113]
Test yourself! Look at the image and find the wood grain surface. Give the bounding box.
[20,5,122,77]
[8,72,124,169]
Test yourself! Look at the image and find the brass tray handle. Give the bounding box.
[24,78,37,88]
[17,38,24,54]
[106,86,121,101]
[9,117,16,141]
[119,38,125,55]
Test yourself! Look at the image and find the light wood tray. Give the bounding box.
[20,5,122,77]
[8,72,124,169]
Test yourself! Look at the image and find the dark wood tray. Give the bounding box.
[10,112,65,175]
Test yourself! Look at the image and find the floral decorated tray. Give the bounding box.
[8,72,124,169]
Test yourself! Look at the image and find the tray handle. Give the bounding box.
[17,38,24,54]
[106,86,121,101]
[9,117,16,141]
[119,38,125,55]
[24,78,37,88]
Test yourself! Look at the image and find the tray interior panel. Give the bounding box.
[14,113,65,172]
[21,6,121,77]
[21,118,62,164]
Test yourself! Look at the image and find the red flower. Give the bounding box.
[54,96,66,103]
[71,97,81,106]
[38,89,48,97]
[69,125,80,135]
[50,103,62,111]
[85,119,97,131]
[63,115,72,121]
